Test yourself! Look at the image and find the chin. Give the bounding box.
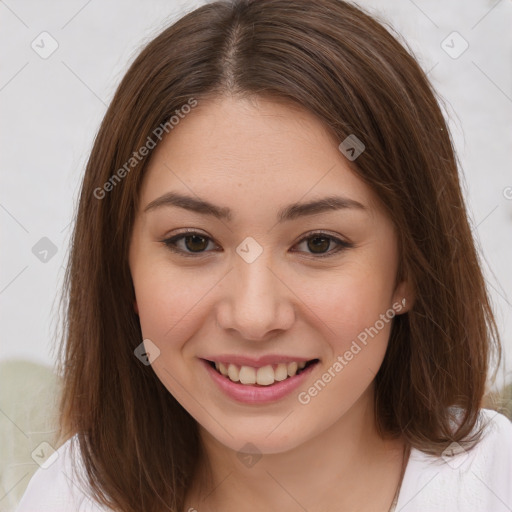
[201,421,313,456]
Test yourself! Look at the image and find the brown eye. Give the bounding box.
[162,231,353,259]
[292,232,354,258]
[162,232,218,256]
[183,234,209,252]
[306,236,331,254]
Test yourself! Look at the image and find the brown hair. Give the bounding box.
[57,0,502,510]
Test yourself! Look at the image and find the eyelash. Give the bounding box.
[161,229,354,259]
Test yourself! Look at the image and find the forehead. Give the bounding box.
[139,96,381,217]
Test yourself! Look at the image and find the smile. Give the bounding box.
[207,359,319,386]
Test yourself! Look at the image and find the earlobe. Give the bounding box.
[394,280,415,314]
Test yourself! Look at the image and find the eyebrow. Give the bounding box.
[143,191,367,223]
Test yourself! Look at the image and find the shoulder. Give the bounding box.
[15,435,111,512]
[396,409,512,512]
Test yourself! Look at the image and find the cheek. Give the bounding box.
[294,272,395,413]
[301,262,396,344]
[132,261,201,345]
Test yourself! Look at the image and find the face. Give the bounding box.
[129,96,410,455]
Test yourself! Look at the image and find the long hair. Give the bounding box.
[57,1,502,510]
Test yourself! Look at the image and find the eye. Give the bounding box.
[291,232,354,258]
[161,230,353,258]
[162,230,219,257]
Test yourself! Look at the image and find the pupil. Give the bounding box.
[185,235,207,252]
[308,236,329,253]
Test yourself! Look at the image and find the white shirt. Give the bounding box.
[15,408,512,512]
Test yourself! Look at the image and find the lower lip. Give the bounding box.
[201,358,319,404]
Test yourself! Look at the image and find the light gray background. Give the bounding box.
[1,0,511,390]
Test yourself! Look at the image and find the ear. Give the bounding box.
[133,300,139,315]
[392,278,415,314]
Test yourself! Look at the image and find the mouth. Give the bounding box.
[204,358,320,387]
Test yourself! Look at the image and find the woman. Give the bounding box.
[16,0,512,511]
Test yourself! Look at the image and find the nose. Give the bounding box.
[215,254,295,341]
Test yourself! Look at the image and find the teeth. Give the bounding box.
[218,362,228,376]
[239,366,256,384]
[287,361,298,376]
[274,363,288,381]
[256,365,274,386]
[227,363,240,382]
[212,360,313,386]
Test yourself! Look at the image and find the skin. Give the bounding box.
[129,96,414,512]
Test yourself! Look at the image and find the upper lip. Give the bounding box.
[202,354,318,368]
